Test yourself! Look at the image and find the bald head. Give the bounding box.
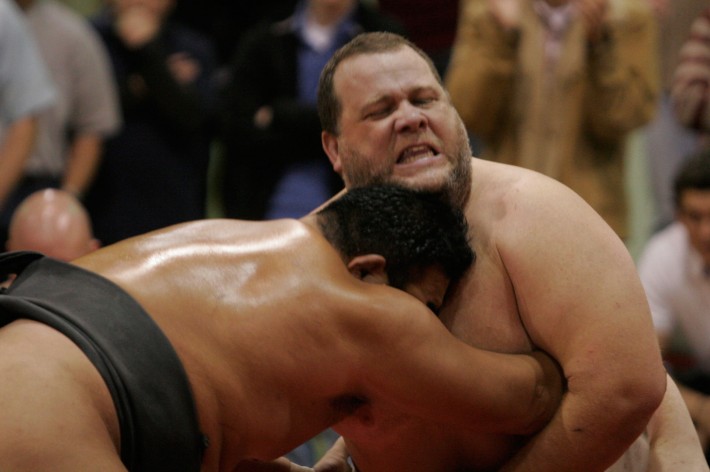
[6,189,100,261]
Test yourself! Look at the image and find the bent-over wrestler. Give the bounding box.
[0,184,562,472]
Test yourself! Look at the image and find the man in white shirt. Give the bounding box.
[638,148,710,458]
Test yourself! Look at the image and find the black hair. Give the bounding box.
[674,148,710,208]
[317,184,474,288]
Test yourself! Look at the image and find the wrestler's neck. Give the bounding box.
[299,213,323,237]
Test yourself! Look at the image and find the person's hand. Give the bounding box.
[167,52,201,85]
[576,0,609,43]
[114,5,161,49]
[488,0,523,32]
[254,106,274,130]
[313,437,354,472]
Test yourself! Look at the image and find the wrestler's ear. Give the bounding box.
[322,131,342,174]
[347,254,388,285]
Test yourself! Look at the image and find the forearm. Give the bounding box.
[62,134,103,198]
[647,375,708,472]
[0,117,37,208]
[378,345,562,435]
[500,372,663,471]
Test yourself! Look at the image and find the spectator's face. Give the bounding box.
[323,47,472,208]
[678,189,710,266]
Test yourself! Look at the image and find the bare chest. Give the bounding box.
[439,250,534,354]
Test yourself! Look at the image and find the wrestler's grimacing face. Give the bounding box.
[324,47,471,208]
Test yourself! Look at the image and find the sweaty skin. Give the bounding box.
[0,216,561,472]
[317,39,692,472]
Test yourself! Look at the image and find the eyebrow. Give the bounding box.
[361,86,440,111]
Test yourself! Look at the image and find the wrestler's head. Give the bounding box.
[316,184,474,313]
[318,32,472,209]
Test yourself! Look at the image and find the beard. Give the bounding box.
[339,120,472,210]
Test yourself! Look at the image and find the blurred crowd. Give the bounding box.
[2,0,710,464]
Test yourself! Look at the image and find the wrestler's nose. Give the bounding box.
[395,102,427,133]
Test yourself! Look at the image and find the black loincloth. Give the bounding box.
[0,251,206,471]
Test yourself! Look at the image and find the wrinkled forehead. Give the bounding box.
[333,47,442,107]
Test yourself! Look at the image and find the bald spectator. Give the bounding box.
[6,189,99,261]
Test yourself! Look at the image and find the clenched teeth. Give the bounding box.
[398,145,435,163]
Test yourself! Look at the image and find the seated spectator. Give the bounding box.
[638,148,710,459]
[6,189,100,261]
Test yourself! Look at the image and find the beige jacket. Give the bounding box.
[446,0,659,237]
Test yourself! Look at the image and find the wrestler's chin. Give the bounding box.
[392,155,452,192]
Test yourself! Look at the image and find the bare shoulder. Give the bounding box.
[470,158,632,277]
[0,320,124,471]
[76,218,340,285]
[469,158,620,248]
[468,159,644,352]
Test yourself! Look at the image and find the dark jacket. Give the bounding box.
[220,2,405,220]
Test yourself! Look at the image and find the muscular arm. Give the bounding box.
[497,172,666,471]
[346,284,563,435]
[646,375,709,472]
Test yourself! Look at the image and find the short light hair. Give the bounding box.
[317,32,442,135]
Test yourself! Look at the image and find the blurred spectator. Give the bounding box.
[637,148,710,459]
[0,0,55,247]
[6,188,100,261]
[86,0,217,244]
[170,0,298,70]
[671,7,710,133]
[9,0,120,222]
[377,0,459,75]
[220,0,404,220]
[644,0,707,232]
[445,0,658,239]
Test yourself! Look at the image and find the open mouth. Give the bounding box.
[397,144,438,164]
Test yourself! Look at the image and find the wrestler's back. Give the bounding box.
[74,218,368,465]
